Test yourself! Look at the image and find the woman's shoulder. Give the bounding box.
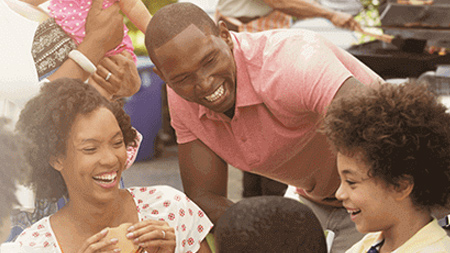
[15,216,58,252]
[127,185,209,222]
[127,185,189,206]
[127,185,185,197]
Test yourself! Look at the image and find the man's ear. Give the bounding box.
[153,67,167,83]
[218,21,233,50]
[49,156,64,172]
[393,176,414,201]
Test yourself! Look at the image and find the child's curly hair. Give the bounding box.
[323,82,450,210]
[16,78,136,201]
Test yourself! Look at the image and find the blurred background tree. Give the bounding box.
[125,0,178,56]
[354,0,383,43]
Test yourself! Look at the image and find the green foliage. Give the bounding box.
[354,0,383,44]
[126,0,178,56]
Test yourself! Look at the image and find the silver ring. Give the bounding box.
[161,230,166,239]
[105,72,112,81]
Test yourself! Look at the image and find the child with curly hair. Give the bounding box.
[323,82,450,252]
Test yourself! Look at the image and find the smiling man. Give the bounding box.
[145,3,384,252]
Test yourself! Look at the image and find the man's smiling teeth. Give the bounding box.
[93,172,117,183]
[204,85,224,102]
[347,209,361,215]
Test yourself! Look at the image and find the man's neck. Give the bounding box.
[224,105,235,119]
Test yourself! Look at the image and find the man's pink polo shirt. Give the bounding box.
[167,29,383,206]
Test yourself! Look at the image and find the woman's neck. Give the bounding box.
[50,189,139,253]
[380,209,432,253]
[57,189,136,233]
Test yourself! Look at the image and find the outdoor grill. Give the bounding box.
[347,0,450,79]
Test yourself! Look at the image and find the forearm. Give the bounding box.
[120,0,151,33]
[47,38,106,82]
[189,189,234,224]
[19,0,48,6]
[263,0,336,20]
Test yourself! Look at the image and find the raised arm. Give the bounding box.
[178,139,234,224]
[263,0,362,31]
[119,0,152,33]
[18,0,48,6]
[47,0,124,82]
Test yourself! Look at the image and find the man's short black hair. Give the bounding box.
[145,2,220,65]
[214,196,327,253]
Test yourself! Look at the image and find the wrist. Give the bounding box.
[324,10,337,21]
[77,36,107,66]
[68,50,97,74]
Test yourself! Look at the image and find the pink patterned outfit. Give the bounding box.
[48,0,137,63]
[15,186,213,253]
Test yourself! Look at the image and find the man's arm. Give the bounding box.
[332,76,365,102]
[178,139,234,224]
[263,0,362,31]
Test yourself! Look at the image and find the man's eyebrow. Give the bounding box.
[171,51,216,80]
[201,50,216,62]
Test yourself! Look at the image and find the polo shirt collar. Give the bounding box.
[392,219,446,252]
[198,32,263,120]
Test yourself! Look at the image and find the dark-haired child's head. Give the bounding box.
[214,196,327,253]
[323,82,450,233]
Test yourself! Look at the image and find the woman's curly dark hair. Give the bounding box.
[16,78,137,201]
[323,82,450,210]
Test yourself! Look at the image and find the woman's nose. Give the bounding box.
[100,147,119,166]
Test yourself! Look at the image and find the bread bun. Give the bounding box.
[104,223,140,253]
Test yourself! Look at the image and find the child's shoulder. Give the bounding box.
[345,232,382,253]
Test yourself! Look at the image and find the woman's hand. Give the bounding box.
[77,228,120,253]
[91,51,141,100]
[126,220,176,253]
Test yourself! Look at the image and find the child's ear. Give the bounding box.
[49,156,64,172]
[393,176,414,201]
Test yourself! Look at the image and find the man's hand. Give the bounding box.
[329,11,362,32]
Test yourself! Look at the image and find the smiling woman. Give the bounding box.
[14,78,213,253]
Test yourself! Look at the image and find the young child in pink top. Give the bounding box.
[24,0,151,63]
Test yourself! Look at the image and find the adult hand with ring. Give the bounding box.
[105,72,112,81]
[126,220,176,253]
[91,51,141,100]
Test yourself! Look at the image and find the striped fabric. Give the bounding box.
[215,9,292,33]
[239,10,292,32]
